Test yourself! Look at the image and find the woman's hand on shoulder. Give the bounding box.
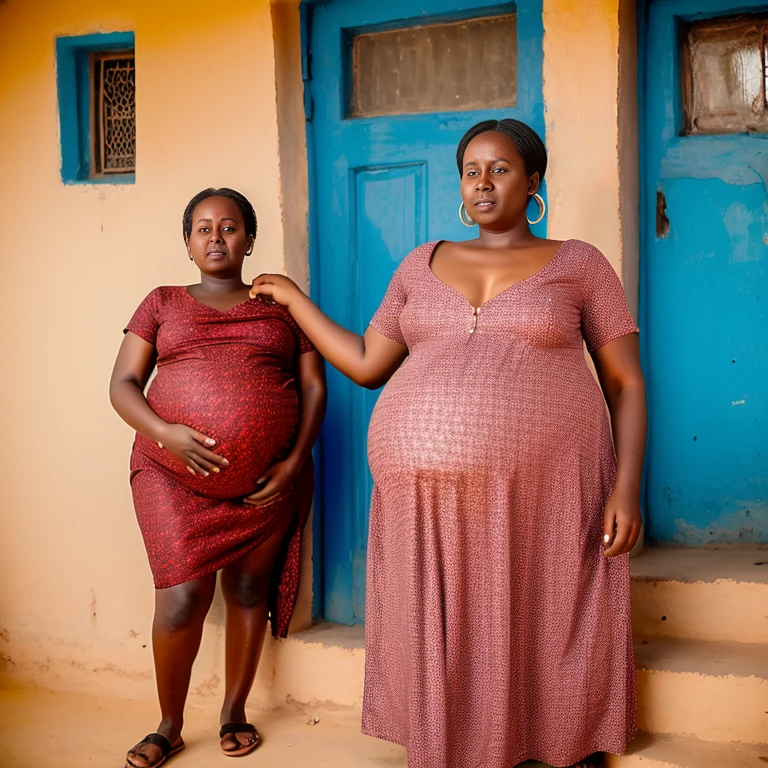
[158,423,229,477]
[244,456,300,507]
[249,274,303,307]
[602,486,642,557]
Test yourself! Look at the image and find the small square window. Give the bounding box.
[56,32,136,184]
[681,14,768,135]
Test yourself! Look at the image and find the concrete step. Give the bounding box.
[605,731,768,768]
[255,622,365,708]
[635,637,768,744]
[630,547,768,643]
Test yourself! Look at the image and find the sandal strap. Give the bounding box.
[219,722,258,739]
[128,732,173,759]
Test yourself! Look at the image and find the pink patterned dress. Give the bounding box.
[363,240,638,767]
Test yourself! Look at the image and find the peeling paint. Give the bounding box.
[672,502,768,546]
[723,202,760,263]
[193,674,221,697]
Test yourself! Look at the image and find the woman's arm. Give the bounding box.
[109,332,229,476]
[592,333,647,557]
[245,350,327,506]
[250,275,407,389]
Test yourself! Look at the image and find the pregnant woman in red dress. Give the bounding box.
[249,121,646,768]
[110,188,326,768]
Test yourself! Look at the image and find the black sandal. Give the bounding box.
[125,733,185,768]
[570,755,604,768]
[219,722,261,757]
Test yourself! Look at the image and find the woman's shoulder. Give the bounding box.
[557,239,609,261]
[139,285,186,302]
[393,241,441,276]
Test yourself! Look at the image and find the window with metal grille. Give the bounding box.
[91,52,136,175]
[56,32,135,184]
[681,13,768,135]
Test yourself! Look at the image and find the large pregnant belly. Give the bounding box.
[133,365,298,499]
[367,358,610,479]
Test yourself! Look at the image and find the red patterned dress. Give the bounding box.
[125,287,313,637]
[363,240,639,766]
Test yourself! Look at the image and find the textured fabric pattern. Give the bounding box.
[363,240,638,767]
[125,287,313,637]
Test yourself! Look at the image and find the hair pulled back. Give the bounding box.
[456,119,547,181]
[182,188,257,243]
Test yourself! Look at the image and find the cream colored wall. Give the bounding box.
[0,0,640,701]
[0,0,313,699]
[543,0,639,321]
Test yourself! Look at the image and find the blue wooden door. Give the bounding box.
[306,0,545,623]
[643,1,768,544]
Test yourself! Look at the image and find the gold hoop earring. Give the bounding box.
[526,193,546,226]
[458,201,476,227]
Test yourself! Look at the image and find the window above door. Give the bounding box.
[347,12,518,118]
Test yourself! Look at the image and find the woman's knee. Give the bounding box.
[155,580,213,632]
[222,570,268,609]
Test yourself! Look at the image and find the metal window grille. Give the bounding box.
[91,51,136,174]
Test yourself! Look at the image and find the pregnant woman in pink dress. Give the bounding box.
[250,120,646,768]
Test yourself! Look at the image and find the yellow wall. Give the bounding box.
[0,0,638,699]
[543,0,639,319]
[0,0,313,698]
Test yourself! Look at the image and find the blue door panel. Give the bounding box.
[643,0,768,544]
[307,0,545,622]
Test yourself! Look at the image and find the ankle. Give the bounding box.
[157,718,183,742]
[220,704,246,724]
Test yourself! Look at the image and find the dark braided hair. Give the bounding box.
[456,119,547,181]
[182,187,257,243]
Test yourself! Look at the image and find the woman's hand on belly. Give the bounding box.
[157,423,230,477]
[244,456,299,507]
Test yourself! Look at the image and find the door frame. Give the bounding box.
[300,0,545,620]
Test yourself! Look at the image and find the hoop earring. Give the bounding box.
[458,201,476,227]
[526,193,546,226]
[245,250,252,257]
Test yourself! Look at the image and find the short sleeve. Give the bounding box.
[369,267,407,346]
[124,288,161,345]
[283,310,315,354]
[580,245,639,352]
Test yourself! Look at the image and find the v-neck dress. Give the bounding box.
[363,240,639,767]
[124,286,313,636]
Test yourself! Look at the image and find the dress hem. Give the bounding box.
[360,722,637,768]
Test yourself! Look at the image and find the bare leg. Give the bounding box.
[218,486,307,752]
[126,575,216,768]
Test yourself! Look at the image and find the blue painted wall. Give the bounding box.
[641,0,767,544]
[304,0,545,622]
[56,32,135,184]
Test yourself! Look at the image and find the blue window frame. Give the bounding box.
[55,32,135,184]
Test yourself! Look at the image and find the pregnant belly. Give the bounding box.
[134,364,298,499]
[367,358,609,479]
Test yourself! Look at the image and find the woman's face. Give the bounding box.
[186,196,254,276]
[459,131,539,230]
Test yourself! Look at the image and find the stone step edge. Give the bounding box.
[605,731,768,768]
